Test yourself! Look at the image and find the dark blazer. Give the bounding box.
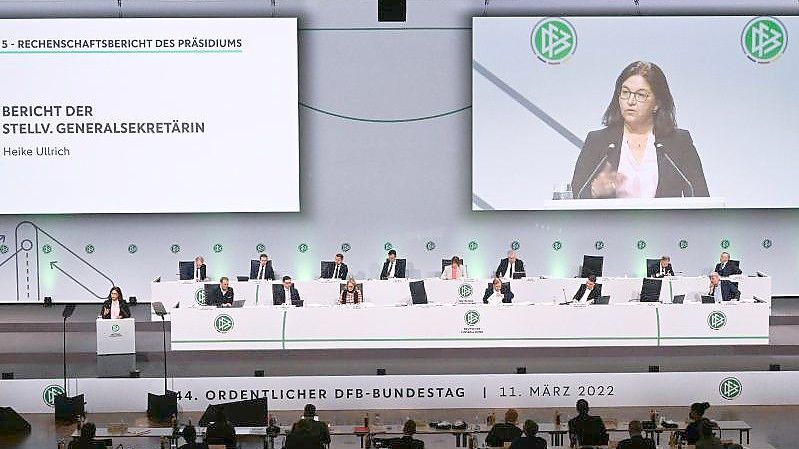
[617,435,656,449]
[572,283,602,302]
[208,285,234,307]
[100,299,131,319]
[710,280,739,301]
[380,259,407,279]
[274,287,302,305]
[509,435,547,449]
[286,418,331,449]
[322,263,348,280]
[194,264,207,281]
[568,414,608,447]
[495,258,526,278]
[205,420,236,449]
[714,262,742,277]
[68,439,105,449]
[391,436,424,449]
[250,261,275,280]
[485,423,523,447]
[648,263,675,278]
[483,286,514,304]
[571,126,709,199]
[178,442,209,449]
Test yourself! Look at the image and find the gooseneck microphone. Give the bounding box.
[577,143,615,199]
[657,143,694,197]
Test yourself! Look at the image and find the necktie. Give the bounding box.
[711,285,716,295]
[195,268,199,280]
[508,262,513,278]
[334,265,339,279]
[258,266,264,280]
[389,262,394,277]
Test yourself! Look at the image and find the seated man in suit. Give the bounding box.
[391,420,425,449]
[205,408,236,449]
[275,276,302,305]
[714,252,742,277]
[380,249,406,279]
[485,409,522,447]
[708,272,739,302]
[193,256,207,281]
[617,420,655,449]
[572,275,602,303]
[483,277,514,305]
[440,256,465,280]
[509,420,547,449]
[649,255,675,278]
[208,277,234,307]
[286,404,331,449]
[568,399,608,447]
[100,286,131,319]
[178,425,209,449]
[250,253,275,281]
[322,253,348,280]
[495,250,526,280]
[68,422,105,449]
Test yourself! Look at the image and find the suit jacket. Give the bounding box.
[715,262,742,277]
[100,299,131,319]
[648,263,675,278]
[495,258,526,278]
[286,418,331,449]
[571,125,709,199]
[509,436,547,449]
[485,423,523,447]
[483,286,514,304]
[572,284,602,302]
[696,436,723,449]
[390,436,424,449]
[440,265,465,280]
[567,414,608,447]
[205,421,236,449]
[710,280,739,301]
[274,287,301,305]
[617,435,656,449]
[380,259,407,279]
[322,263,348,280]
[250,261,275,280]
[208,286,234,307]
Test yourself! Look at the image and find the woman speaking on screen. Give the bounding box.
[570,61,709,199]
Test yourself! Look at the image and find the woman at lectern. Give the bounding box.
[339,278,362,305]
[570,61,709,199]
[100,286,131,319]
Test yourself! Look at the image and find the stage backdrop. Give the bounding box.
[0,2,798,305]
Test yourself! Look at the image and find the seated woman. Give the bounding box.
[339,278,362,305]
[483,278,514,305]
[440,256,465,280]
[99,286,131,319]
[681,402,710,445]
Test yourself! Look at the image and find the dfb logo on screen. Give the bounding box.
[214,314,234,334]
[464,310,481,327]
[742,16,788,64]
[719,377,742,400]
[42,384,65,408]
[458,284,473,299]
[531,17,577,64]
[708,311,727,330]
[195,288,206,306]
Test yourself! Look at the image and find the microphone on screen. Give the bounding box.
[577,143,615,199]
[657,142,695,197]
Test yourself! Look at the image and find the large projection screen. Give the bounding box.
[472,16,797,211]
[0,18,299,214]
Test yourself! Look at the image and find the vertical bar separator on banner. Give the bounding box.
[655,307,661,347]
[256,284,260,305]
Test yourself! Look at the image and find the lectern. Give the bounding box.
[96,318,136,377]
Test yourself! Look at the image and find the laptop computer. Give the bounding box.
[701,295,716,304]
[593,295,610,305]
[672,294,685,304]
[236,276,249,282]
[231,300,246,308]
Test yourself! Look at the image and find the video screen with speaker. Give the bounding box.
[0,18,299,214]
[472,16,797,210]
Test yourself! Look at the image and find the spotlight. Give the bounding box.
[255,370,265,377]
[44,297,53,307]
[2,372,14,380]
[770,364,781,371]
[648,365,660,373]
[129,296,137,306]
[376,368,386,376]
[377,0,406,22]
[516,367,527,374]
[129,370,141,378]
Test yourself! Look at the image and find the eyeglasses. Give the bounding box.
[619,88,650,103]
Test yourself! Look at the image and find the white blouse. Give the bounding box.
[616,132,658,198]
